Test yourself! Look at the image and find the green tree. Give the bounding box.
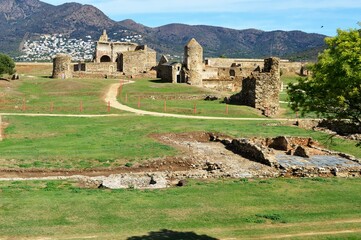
[0,53,16,76]
[288,28,361,126]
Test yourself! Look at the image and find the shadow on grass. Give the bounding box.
[149,79,172,84]
[40,75,52,79]
[127,229,219,240]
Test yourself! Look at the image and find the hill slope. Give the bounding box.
[0,0,326,59]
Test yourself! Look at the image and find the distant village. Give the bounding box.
[14,30,151,62]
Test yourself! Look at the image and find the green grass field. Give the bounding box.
[1,70,361,239]
[0,75,120,114]
[117,78,264,118]
[0,74,359,169]
[1,115,360,169]
[1,178,361,239]
[116,76,318,119]
[1,68,306,118]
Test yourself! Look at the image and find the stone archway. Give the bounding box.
[100,55,111,62]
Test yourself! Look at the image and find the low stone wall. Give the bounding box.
[205,58,304,75]
[201,67,218,79]
[202,78,241,92]
[226,138,279,167]
[212,134,361,178]
[79,62,118,73]
[72,71,124,79]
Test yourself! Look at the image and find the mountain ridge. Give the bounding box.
[0,0,326,60]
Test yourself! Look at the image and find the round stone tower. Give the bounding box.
[52,53,73,79]
[183,38,203,86]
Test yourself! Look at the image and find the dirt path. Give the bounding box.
[255,229,361,239]
[2,81,317,121]
[104,82,312,121]
[0,112,127,118]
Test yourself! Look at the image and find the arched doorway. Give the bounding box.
[100,55,111,62]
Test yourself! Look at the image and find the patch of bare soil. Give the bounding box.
[151,132,278,178]
[0,156,193,179]
[0,78,12,87]
[1,132,359,188]
[0,131,278,180]
[16,63,52,75]
[41,80,90,93]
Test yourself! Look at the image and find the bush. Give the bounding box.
[0,53,16,76]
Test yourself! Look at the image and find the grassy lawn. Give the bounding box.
[282,75,303,86]
[117,76,314,119]
[1,71,306,118]
[0,115,360,169]
[0,178,360,239]
[0,76,121,114]
[118,78,264,118]
[0,68,360,239]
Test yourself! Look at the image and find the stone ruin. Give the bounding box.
[226,57,281,116]
[183,38,203,86]
[75,133,361,190]
[84,30,156,76]
[213,134,361,178]
[52,53,73,79]
[52,30,156,79]
[157,38,281,116]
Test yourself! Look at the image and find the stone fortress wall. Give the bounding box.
[119,45,157,74]
[157,38,282,116]
[205,58,303,76]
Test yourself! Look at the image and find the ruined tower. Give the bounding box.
[52,53,72,79]
[183,38,203,86]
[229,57,281,116]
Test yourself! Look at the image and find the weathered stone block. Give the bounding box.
[269,136,290,151]
[294,145,310,158]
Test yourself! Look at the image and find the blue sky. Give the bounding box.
[41,0,361,36]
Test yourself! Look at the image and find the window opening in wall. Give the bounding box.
[230,69,236,77]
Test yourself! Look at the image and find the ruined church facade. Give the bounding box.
[53,30,156,78]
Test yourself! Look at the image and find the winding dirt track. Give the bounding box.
[1,82,318,121]
[103,82,310,121]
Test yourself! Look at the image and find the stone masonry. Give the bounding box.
[52,53,73,79]
[228,58,281,116]
[157,39,281,116]
[56,30,157,78]
[183,38,203,86]
[118,45,156,75]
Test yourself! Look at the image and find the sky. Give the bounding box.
[41,0,361,36]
